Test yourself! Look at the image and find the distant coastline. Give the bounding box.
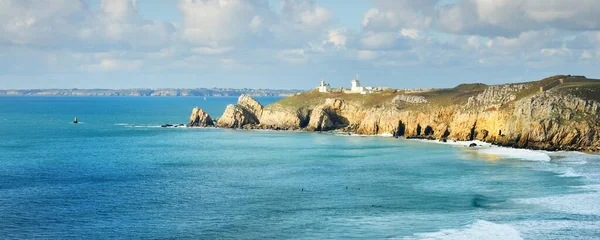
[0,88,303,97]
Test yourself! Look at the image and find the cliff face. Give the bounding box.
[197,75,600,152]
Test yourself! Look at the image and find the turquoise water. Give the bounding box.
[1,96,600,239]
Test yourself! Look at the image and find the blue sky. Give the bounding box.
[1,0,599,90]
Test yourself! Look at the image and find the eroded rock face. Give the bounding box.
[188,107,214,127]
[217,104,259,128]
[216,94,263,128]
[260,108,308,130]
[238,94,263,119]
[306,107,334,131]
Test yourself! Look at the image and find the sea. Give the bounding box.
[1,96,600,239]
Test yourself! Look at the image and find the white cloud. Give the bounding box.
[0,0,88,46]
[192,47,234,55]
[361,1,436,31]
[400,28,419,39]
[438,0,600,36]
[277,49,307,64]
[357,50,380,61]
[581,50,593,60]
[540,46,572,57]
[81,59,142,72]
[273,0,333,46]
[325,28,347,49]
[101,0,137,20]
[0,0,175,49]
[178,0,274,46]
[360,32,398,49]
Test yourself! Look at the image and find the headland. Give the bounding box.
[188,75,600,153]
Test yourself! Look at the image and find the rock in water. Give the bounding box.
[188,107,214,127]
[469,143,478,147]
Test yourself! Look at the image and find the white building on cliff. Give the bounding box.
[316,78,330,93]
[345,75,388,94]
[316,75,388,94]
[350,75,363,93]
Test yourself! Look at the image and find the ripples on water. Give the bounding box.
[0,96,600,239]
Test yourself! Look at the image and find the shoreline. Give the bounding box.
[173,124,593,157]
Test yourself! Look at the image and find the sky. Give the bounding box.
[1,0,599,90]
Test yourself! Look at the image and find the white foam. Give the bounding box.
[406,138,492,148]
[114,123,129,126]
[127,125,161,128]
[477,147,551,162]
[512,220,600,239]
[558,168,583,178]
[515,192,600,215]
[406,220,522,240]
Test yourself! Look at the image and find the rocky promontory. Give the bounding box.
[189,75,600,153]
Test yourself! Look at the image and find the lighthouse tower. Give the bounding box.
[351,74,363,93]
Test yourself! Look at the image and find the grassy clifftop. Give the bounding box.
[268,75,600,111]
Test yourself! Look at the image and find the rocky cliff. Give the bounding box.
[216,94,263,128]
[190,75,600,153]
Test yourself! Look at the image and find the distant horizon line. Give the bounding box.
[0,87,307,91]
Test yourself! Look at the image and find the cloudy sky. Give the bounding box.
[1,0,599,89]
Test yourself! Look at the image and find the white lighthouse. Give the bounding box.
[316,78,330,93]
[350,74,363,93]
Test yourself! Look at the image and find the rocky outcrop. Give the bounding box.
[216,94,262,128]
[217,104,259,128]
[188,107,214,127]
[190,75,600,152]
[393,95,428,104]
[305,98,345,131]
[238,94,264,119]
[306,107,335,131]
[466,83,527,110]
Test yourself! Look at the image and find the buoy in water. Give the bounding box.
[73,117,78,124]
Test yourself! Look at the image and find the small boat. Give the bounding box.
[73,117,78,124]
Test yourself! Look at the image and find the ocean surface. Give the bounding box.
[1,96,600,239]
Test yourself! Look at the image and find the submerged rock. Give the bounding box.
[161,124,185,128]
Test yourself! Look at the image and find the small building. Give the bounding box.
[351,75,363,93]
[316,78,330,93]
[345,74,387,94]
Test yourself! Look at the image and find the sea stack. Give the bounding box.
[187,107,214,127]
